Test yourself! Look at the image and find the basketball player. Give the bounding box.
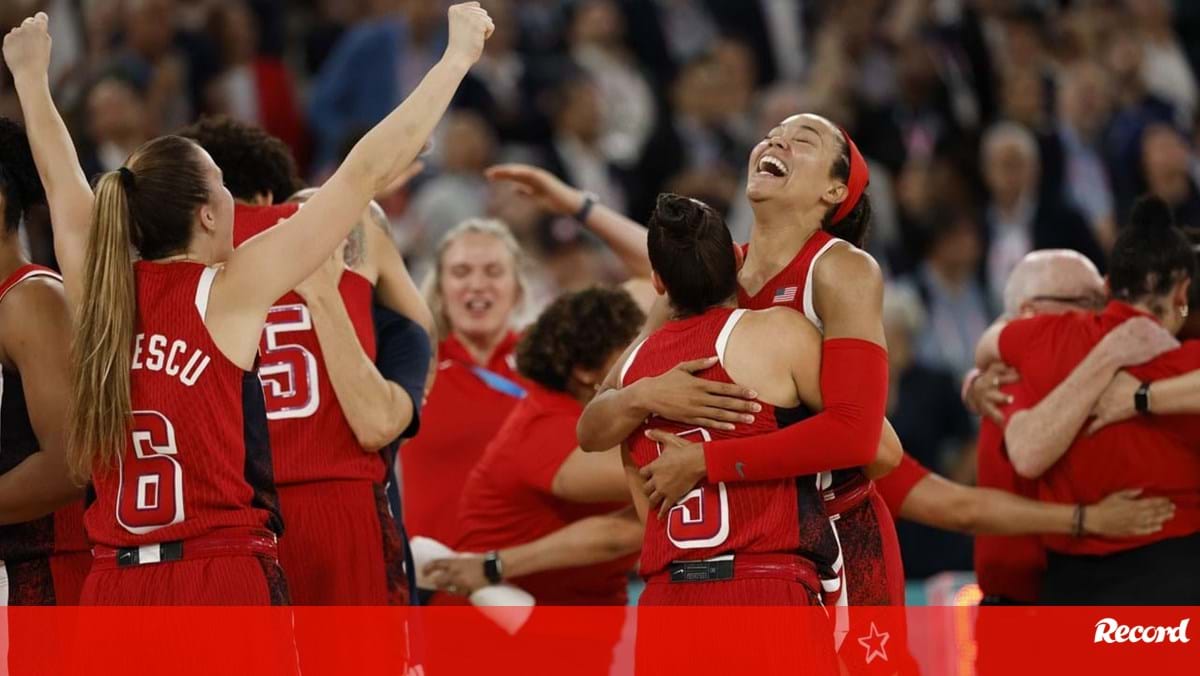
[4,4,492,603]
[180,117,428,605]
[0,117,89,606]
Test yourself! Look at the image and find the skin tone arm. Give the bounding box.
[484,164,652,279]
[365,211,435,335]
[0,279,82,523]
[551,447,633,504]
[4,13,95,308]
[423,507,642,595]
[294,249,414,451]
[1089,369,1200,433]
[1003,317,1177,479]
[211,5,493,367]
[901,474,1175,538]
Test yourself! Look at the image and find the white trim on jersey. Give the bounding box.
[0,561,8,606]
[618,337,649,387]
[801,238,841,332]
[0,269,64,306]
[194,266,219,322]
[714,309,748,369]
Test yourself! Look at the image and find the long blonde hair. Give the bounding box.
[420,218,528,341]
[68,136,210,481]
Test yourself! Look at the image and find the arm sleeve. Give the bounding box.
[874,453,930,518]
[703,337,888,483]
[373,304,432,439]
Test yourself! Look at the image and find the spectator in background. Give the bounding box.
[1141,123,1200,228]
[411,110,497,264]
[980,121,1103,308]
[1130,0,1197,126]
[539,70,627,216]
[903,210,994,379]
[566,0,656,169]
[452,0,536,144]
[308,0,446,169]
[205,0,307,166]
[302,0,366,77]
[882,285,976,578]
[1000,67,1048,132]
[81,74,152,176]
[1044,61,1117,250]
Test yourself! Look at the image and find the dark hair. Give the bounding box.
[647,193,737,317]
[820,134,873,248]
[1109,195,1196,305]
[179,115,302,203]
[70,135,211,479]
[0,117,46,232]
[516,287,645,392]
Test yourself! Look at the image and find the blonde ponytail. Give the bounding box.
[68,171,136,481]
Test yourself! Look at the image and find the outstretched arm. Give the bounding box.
[4,13,94,307]
[368,216,435,335]
[1089,364,1200,433]
[1005,317,1177,479]
[485,163,651,279]
[423,507,642,595]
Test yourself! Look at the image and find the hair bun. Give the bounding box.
[653,193,702,239]
[1130,195,1174,232]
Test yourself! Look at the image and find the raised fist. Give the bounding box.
[3,12,51,81]
[445,2,494,69]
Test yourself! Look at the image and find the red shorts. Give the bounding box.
[1,550,91,606]
[81,529,288,605]
[276,480,407,605]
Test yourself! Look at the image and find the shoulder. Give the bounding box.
[740,307,820,343]
[812,242,884,296]
[0,275,70,355]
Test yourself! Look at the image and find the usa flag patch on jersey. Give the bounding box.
[773,286,798,304]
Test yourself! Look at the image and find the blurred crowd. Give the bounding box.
[4,0,1200,580]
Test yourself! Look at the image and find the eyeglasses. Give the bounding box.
[1027,294,1106,311]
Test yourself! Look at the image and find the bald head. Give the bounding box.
[1003,249,1106,317]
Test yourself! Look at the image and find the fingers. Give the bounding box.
[983,389,1014,407]
[657,498,671,520]
[677,356,720,374]
[979,402,1005,426]
[702,381,758,400]
[644,428,687,447]
[1086,414,1113,436]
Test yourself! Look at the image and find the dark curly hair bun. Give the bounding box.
[1109,194,1195,303]
[0,117,46,232]
[647,193,737,317]
[178,115,303,203]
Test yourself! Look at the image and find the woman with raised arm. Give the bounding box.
[3,5,491,604]
[0,117,90,606]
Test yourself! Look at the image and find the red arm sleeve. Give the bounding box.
[703,338,887,483]
[874,453,930,518]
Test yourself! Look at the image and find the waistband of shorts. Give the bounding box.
[646,553,820,592]
[90,529,278,570]
[823,472,874,515]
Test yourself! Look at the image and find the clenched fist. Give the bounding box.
[444,2,494,69]
[3,12,51,82]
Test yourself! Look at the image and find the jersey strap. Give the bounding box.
[0,264,62,305]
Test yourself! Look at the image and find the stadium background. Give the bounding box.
[2,0,1198,669]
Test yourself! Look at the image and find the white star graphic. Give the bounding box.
[857,621,890,664]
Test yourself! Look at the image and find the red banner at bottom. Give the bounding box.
[3,606,1196,675]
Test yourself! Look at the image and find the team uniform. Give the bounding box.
[401,331,525,546]
[623,307,839,672]
[734,231,904,608]
[999,302,1200,604]
[0,265,90,606]
[234,203,406,605]
[456,381,636,605]
[81,260,286,605]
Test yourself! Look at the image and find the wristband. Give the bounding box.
[574,192,598,223]
[483,550,504,584]
[1072,504,1085,538]
[1135,382,1152,416]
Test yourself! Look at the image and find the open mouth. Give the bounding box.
[756,155,788,178]
[464,297,494,316]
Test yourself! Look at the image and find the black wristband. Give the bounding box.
[574,192,598,223]
[1072,504,1085,538]
[1135,382,1152,416]
[483,551,503,584]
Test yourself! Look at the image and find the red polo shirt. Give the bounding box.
[973,381,1043,602]
[455,382,634,605]
[1000,302,1200,555]
[874,452,931,518]
[400,332,525,544]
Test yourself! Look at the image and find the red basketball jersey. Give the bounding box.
[233,203,383,485]
[85,261,281,547]
[0,265,88,561]
[737,231,864,495]
[622,307,840,579]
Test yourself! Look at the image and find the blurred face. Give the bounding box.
[87,80,145,144]
[1002,70,1044,128]
[439,232,521,343]
[571,0,623,46]
[1059,63,1112,139]
[1142,126,1191,191]
[984,139,1035,205]
[442,113,495,173]
[127,0,175,59]
[746,113,843,210]
[195,146,236,261]
[559,82,603,144]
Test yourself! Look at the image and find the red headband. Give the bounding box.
[831,127,869,225]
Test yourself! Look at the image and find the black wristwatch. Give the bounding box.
[574,192,598,223]
[483,550,504,584]
[1135,382,1152,416]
